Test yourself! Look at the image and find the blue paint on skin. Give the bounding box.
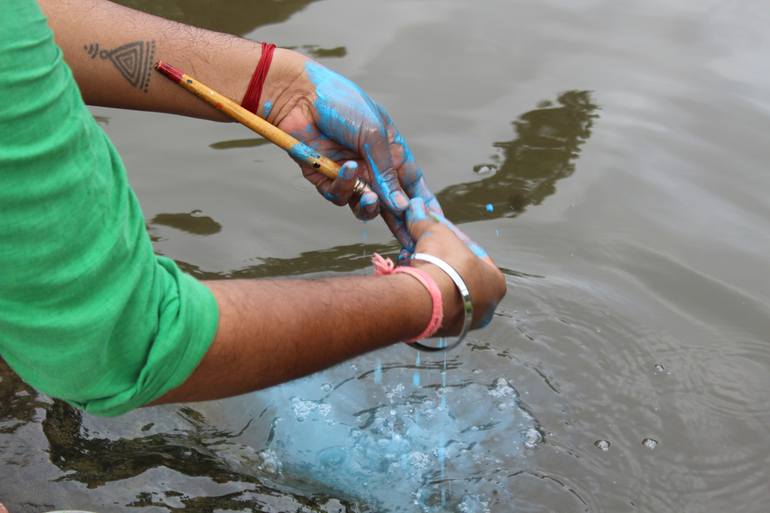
[485,203,494,213]
[304,61,382,149]
[288,142,320,163]
[338,161,357,179]
[305,61,406,210]
[360,193,377,207]
[469,242,489,259]
[262,100,273,118]
[406,198,428,224]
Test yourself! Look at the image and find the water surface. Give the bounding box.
[2,1,769,512]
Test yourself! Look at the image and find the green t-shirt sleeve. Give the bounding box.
[0,0,219,416]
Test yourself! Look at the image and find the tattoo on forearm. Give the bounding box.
[83,40,156,93]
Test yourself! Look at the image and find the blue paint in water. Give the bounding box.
[262,100,273,118]
[485,203,494,213]
[253,356,538,512]
[288,142,320,162]
[412,352,421,388]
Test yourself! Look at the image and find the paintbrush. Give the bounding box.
[154,61,371,198]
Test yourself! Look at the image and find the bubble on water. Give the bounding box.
[654,363,665,373]
[321,383,333,393]
[473,164,497,175]
[594,439,611,451]
[291,397,332,423]
[523,427,543,448]
[257,449,283,474]
[642,438,658,450]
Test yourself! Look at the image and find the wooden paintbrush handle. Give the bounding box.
[154,61,372,196]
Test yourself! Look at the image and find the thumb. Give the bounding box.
[405,197,436,240]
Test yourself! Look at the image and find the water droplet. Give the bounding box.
[594,440,611,451]
[642,438,658,450]
[654,363,665,372]
[485,203,494,213]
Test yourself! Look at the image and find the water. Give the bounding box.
[2,0,770,512]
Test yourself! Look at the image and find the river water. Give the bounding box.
[2,0,769,512]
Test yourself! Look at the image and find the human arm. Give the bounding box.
[154,198,505,404]
[38,0,440,241]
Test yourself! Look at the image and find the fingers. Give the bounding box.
[382,209,414,250]
[363,140,409,213]
[306,161,380,220]
[405,197,437,240]
[375,103,444,215]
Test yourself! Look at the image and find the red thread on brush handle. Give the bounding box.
[154,61,184,84]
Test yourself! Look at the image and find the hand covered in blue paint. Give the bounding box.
[261,50,442,249]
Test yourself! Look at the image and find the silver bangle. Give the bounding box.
[409,252,473,352]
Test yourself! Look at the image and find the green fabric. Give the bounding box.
[0,0,219,416]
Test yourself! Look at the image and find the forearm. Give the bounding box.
[39,0,292,120]
[153,273,442,404]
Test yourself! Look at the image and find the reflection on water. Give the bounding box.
[156,91,597,279]
[150,210,222,236]
[439,91,598,224]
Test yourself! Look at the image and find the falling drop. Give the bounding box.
[642,438,658,450]
[485,203,494,213]
[594,440,611,451]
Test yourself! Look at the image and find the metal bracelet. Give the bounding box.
[409,252,473,352]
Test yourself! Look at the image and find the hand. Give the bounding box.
[405,198,506,334]
[262,50,443,249]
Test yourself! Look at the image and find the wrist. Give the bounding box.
[413,262,463,334]
[256,48,309,122]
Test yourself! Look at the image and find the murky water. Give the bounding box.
[2,0,770,511]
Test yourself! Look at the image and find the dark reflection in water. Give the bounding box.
[42,402,247,487]
[39,399,355,511]
[438,91,599,224]
[163,91,597,280]
[151,210,222,236]
[209,137,270,150]
[115,0,318,36]
[178,242,400,280]
[0,360,45,434]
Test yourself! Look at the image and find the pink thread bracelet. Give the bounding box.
[372,253,443,342]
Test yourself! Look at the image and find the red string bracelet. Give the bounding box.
[372,253,443,342]
[241,42,277,115]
